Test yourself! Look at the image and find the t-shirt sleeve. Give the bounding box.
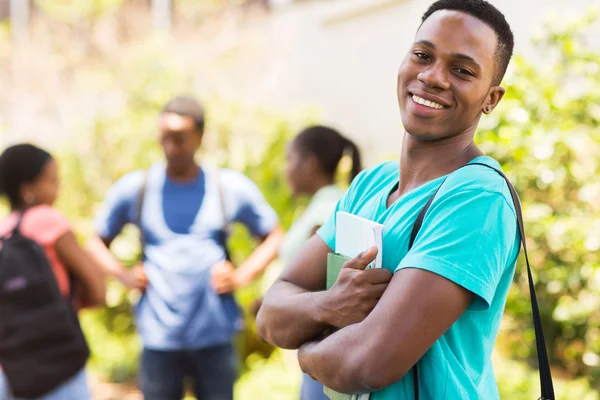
[316,190,351,251]
[94,171,144,240]
[396,189,518,311]
[229,173,278,237]
[25,206,71,246]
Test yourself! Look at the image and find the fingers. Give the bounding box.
[211,271,236,294]
[362,268,393,284]
[213,280,235,294]
[133,266,148,289]
[370,282,391,298]
[342,246,378,271]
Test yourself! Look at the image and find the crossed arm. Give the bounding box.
[256,235,473,393]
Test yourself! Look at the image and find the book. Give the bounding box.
[326,253,351,289]
[323,212,385,400]
[335,211,384,269]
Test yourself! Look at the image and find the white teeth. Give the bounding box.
[412,95,444,109]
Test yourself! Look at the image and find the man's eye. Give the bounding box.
[414,52,431,61]
[455,68,474,77]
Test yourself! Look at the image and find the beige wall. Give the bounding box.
[243,0,599,165]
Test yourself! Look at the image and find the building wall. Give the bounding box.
[244,0,599,164]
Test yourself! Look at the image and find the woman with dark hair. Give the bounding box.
[284,125,362,241]
[260,125,363,400]
[0,144,105,400]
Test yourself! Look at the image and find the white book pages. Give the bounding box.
[335,211,384,269]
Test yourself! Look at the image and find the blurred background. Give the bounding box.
[1,0,600,399]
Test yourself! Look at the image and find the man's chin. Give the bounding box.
[406,132,442,142]
[402,118,443,139]
[403,124,453,143]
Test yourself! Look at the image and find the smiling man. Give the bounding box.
[257,0,518,399]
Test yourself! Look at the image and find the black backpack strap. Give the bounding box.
[11,210,28,238]
[408,162,555,400]
[408,180,447,400]
[409,181,446,249]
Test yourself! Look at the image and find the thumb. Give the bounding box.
[343,246,378,270]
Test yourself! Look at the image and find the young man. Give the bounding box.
[88,95,283,400]
[257,1,517,398]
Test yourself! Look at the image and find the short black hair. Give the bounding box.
[162,95,205,132]
[421,0,514,85]
[0,144,53,209]
[293,125,362,185]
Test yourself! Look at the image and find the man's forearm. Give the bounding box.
[298,324,388,393]
[256,281,333,349]
[235,226,284,286]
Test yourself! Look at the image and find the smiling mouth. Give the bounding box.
[410,94,446,110]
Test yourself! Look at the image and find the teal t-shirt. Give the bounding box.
[317,156,520,399]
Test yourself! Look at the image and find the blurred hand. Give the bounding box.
[210,260,241,294]
[119,262,149,290]
[322,246,393,329]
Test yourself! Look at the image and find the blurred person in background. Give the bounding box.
[0,144,105,400]
[257,125,362,400]
[87,95,284,400]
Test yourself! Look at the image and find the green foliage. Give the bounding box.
[234,351,301,400]
[476,6,600,390]
[494,352,599,400]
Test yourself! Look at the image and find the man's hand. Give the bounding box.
[322,246,392,329]
[119,262,149,290]
[211,260,241,294]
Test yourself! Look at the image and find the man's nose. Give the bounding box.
[418,63,450,90]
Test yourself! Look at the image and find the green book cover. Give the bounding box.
[324,386,357,400]
[326,252,351,289]
[323,253,355,400]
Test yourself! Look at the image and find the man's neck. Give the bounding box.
[166,163,200,182]
[397,131,483,197]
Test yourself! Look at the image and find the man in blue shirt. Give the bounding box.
[88,95,283,400]
[257,1,518,398]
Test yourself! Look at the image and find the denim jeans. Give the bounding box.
[300,372,329,400]
[139,343,238,400]
[0,369,89,400]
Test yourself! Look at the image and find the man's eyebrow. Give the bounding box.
[414,40,436,49]
[451,52,482,70]
[414,40,482,70]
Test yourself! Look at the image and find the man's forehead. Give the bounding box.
[415,10,497,63]
[160,112,194,131]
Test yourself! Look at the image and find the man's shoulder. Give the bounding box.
[217,168,258,190]
[216,167,246,179]
[120,169,147,185]
[353,160,398,188]
[105,168,150,203]
[441,156,516,213]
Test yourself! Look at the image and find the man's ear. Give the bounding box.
[482,86,506,114]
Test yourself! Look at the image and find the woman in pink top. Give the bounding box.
[0,144,105,400]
